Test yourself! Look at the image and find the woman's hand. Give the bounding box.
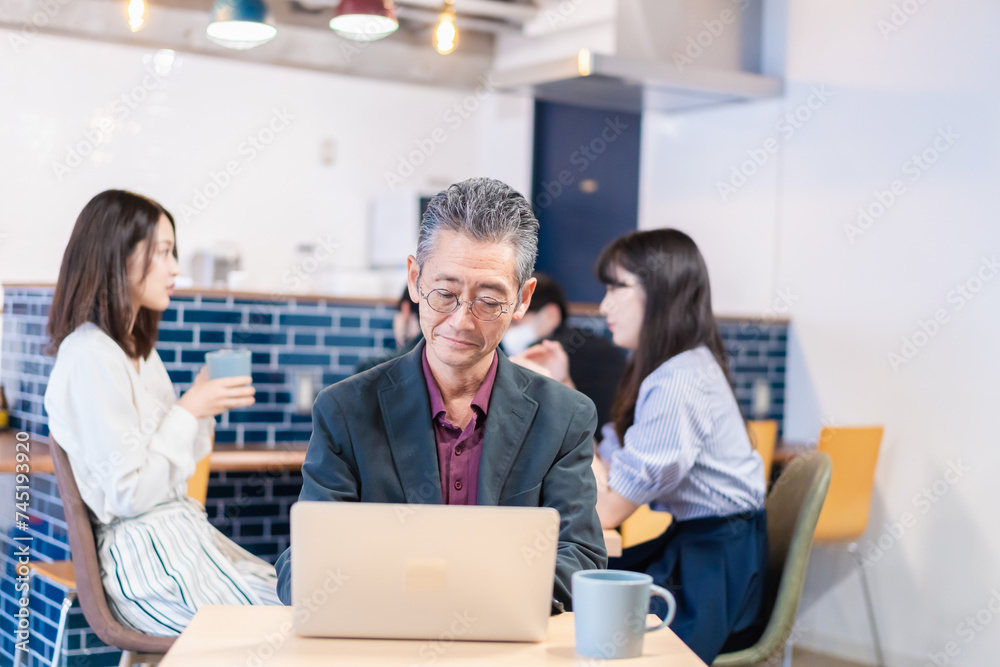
[177,367,255,420]
[510,340,575,388]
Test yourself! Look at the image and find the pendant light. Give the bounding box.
[329,0,398,42]
[207,0,278,50]
[127,0,147,32]
[433,0,457,55]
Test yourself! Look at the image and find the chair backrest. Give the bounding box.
[715,452,832,666]
[747,420,778,483]
[49,439,176,653]
[185,432,215,506]
[813,426,883,542]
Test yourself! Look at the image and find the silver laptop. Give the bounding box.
[291,501,560,642]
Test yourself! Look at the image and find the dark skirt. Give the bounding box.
[609,509,768,664]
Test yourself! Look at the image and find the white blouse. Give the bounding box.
[44,322,213,524]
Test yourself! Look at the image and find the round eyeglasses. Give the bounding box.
[417,283,514,322]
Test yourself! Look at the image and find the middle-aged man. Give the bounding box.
[275,177,607,612]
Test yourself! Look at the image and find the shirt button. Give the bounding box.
[454,480,463,491]
[455,445,463,456]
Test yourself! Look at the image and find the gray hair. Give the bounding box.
[416,177,539,289]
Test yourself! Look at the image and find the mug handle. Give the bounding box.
[644,584,677,633]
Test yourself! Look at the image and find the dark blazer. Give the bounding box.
[275,341,607,611]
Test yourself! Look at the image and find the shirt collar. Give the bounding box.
[421,348,499,421]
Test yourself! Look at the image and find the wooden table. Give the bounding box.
[160,606,706,666]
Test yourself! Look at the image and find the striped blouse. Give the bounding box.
[598,346,766,521]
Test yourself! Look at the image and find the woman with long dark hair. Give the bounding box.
[595,229,766,661]
[44,190,280,636]
[517,228,766,662]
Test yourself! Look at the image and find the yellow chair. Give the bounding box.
[186,453,213,506]
[811,425,886,667]
[747,419,778,483]
[618,504,673,550]
[813,426,883,542]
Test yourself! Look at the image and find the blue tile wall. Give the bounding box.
[2,288,399,446]
[2,287,788,444]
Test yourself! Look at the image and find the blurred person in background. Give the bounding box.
[505,273,626,429]
[355,286,423,373]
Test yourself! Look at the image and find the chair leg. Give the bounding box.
[849,542,887,667]
[50,590,77,667]
[782,640,793,667]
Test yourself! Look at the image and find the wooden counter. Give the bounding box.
[0,431,307,475]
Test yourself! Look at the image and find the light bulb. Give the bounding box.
[434,6,457,55]
[127,0,146,32]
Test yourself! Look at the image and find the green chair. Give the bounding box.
[714,452,832,667]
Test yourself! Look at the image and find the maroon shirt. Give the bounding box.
[421,349,499,505]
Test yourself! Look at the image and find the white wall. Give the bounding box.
[640,0,1000,664]
[0,30,531,294]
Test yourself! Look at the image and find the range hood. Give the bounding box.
[490,0,785,114]
[492,48,783,114]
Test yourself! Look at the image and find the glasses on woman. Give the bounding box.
[417,282,514,322]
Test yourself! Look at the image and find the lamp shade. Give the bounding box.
[329,0,398,42]
[207,0,278,50]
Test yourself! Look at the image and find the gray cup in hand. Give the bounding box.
[206,349,252,380]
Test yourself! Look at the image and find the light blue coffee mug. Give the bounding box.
[206,349,252,379]
[572,570,677,660]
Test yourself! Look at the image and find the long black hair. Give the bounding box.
[48,189,176,360]
[596,228,732,444]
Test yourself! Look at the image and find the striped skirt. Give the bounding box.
[94,495,281,636]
